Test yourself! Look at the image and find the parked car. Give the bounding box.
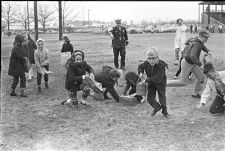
[129,28,143,34]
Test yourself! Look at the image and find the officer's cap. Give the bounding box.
[115,19,121,24]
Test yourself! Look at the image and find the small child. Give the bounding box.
[34,38,50,93]
[197,56,225,114]
[138,47,169,118]
[61,50,95,108]
[123,71,144,103]
[95,66,121,102]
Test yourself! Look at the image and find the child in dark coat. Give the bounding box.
[94,66,121,102]
[61,35,74,55]
[123,71,144,102]
[138,47,169,117]
[61,50,95,108]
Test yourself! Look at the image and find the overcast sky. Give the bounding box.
[74,1,201,23]
[16,1,204,23]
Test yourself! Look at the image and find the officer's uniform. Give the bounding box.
[109,19,128,69]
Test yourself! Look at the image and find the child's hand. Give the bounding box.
[90,73,95,80]
[197,103,205,109]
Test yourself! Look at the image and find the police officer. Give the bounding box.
[108,19,128,70]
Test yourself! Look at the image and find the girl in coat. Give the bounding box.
[23,32,37,82]
[34,38,50,93]
[61,50,95,108]
[8,34,29,97]
[61,35,74,55]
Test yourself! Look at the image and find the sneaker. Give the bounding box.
[192,94,201,98]
[151,106,161,116]
[163,113,170,118]
[10,91,17,96]
[174,76,178,80]
[61,99,67,105]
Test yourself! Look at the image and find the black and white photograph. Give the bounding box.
[1,1,225,151]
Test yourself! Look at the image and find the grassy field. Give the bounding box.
[1,32,225,151]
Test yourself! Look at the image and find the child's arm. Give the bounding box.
[123,81,131,95]
[107,86,120,102]
[197,79,214,109]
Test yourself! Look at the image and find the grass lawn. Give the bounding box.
[1,32,225,151]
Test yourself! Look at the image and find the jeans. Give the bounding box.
[147,84,167,111]
[11,74,26,90]
[175,57,192,77]
[113,47,126,68]
[37,65,49,86]
[167,59,204,95]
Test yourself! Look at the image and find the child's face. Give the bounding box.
[74,55,82,63]
[205,70,216,79]
[147,55,158,66]
[38,41,44,50]
[112,77,119,82]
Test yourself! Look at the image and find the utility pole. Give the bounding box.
[82,6,84,28]
[88,9,90,29]
[58,1,63,40]
[34,1,38,41]
[207,3,210,28]
[27,1,30,33]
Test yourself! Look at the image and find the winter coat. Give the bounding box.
[94,67,120,102]
[184,37,210,66]
[138,60,168,86]
[8,45,27,77]
[61,41,74,55]
[26,40,37,64]
[109,26,128,48]
[174,24,187,51]
[65,61,94,91]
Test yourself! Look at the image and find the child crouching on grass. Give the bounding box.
[197,55,225,114]
[123,71,145,103]
[138,47,169,118]
[61,50,95,108]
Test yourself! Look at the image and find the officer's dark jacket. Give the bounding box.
[110,26,128,48]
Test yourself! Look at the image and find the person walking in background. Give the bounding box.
[138,47,169,118]
[34,38,50,93]
[61,35,74,55]
[23,32,37,82]
[194,24,198,34]
[167,29,211,98]
[8,34,29,97]
[174,18,187,66]
[197,56,225,114]
[190,24,193,34]
[108,19,128,70]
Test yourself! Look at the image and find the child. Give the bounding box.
[197,56,225,114]
[123,71,144,103]
[8,34,29,97]
[138,47,169,117]
[61,50,95,108]
[94,66,121,102]
[34,38,50,93]
[61,35,74,55]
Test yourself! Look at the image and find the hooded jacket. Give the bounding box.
[34,39,50,73]
[183,37,210,66]
[65,50,94,91]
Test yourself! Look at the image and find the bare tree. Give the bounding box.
[2,1,16,30]
[54,1,80,33]
[38,3,55,33]
[15,4,28,30]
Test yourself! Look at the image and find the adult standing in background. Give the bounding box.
[108,19,128,70]
[174,18,187,66]
[23,32,37,82]
[194,24,198,34]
